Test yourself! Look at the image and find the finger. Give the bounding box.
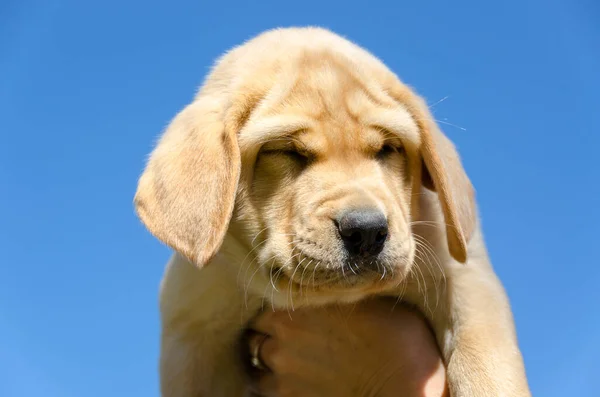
[248,330,287,374]
[249,309,286,335]
[248,372,278,397]
[250,307,322,337]
[249,373,307,397]
[256,333,280,372]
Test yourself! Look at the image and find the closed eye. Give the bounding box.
[376,143,404,159]
[279,149,310,163]
[262,148,313,166]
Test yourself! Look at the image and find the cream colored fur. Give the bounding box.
[134,27,530,396]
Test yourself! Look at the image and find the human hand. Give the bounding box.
[245,298,448,397]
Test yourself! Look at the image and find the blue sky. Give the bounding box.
[1,0,598,395]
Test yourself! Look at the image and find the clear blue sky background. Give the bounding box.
[1,0,598,396]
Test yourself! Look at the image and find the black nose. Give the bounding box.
[336,209,388,257]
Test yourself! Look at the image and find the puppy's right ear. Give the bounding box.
[134,96,241,267]
[414,97,477,264]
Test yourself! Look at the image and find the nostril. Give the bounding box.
[347,231,363,245]
[375,229,388,244]
[339,229,366,255]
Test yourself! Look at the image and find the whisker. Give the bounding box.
[428,95,449,109]
[341,260,348,284]
[410,220,461,231]
[250,226,270,247]
[236,239,269,285]
[299,259,314,297]
[390,276,408,314]
[311,261,321,291]
[435,118,467,131]
[414,235,447,309]
[287,257,306,313]
[244,255,277,308]
[413,248,436,315]
[417,113,467,132]
[349,261,358,275]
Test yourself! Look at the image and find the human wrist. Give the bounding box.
[374,361,447,397]
[360,304,448,397]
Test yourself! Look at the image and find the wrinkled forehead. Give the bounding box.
[238,56,420,155]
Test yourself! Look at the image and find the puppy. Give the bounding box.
[134,27,530,396]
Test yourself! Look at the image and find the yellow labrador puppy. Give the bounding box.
[134,27,530,396]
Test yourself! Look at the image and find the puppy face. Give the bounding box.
[134,27,476,303]
[237,65,421,296]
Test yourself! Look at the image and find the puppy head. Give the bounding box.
[134,28,476,299]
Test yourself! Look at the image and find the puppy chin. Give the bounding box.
[263,265,409,309]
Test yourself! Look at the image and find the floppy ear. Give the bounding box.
[134,96,241,267]
[414,97,477,263]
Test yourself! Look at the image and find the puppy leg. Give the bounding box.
[428,270,531,397]
[445,331,530,397]
[159,325,250,397]
[158,254,263,397]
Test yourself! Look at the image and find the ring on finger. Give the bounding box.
[250,333,269,371]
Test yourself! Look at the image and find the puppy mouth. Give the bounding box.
[270,249,398,290]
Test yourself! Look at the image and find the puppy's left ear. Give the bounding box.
[413,96,477,263]
[134,94,242,267]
